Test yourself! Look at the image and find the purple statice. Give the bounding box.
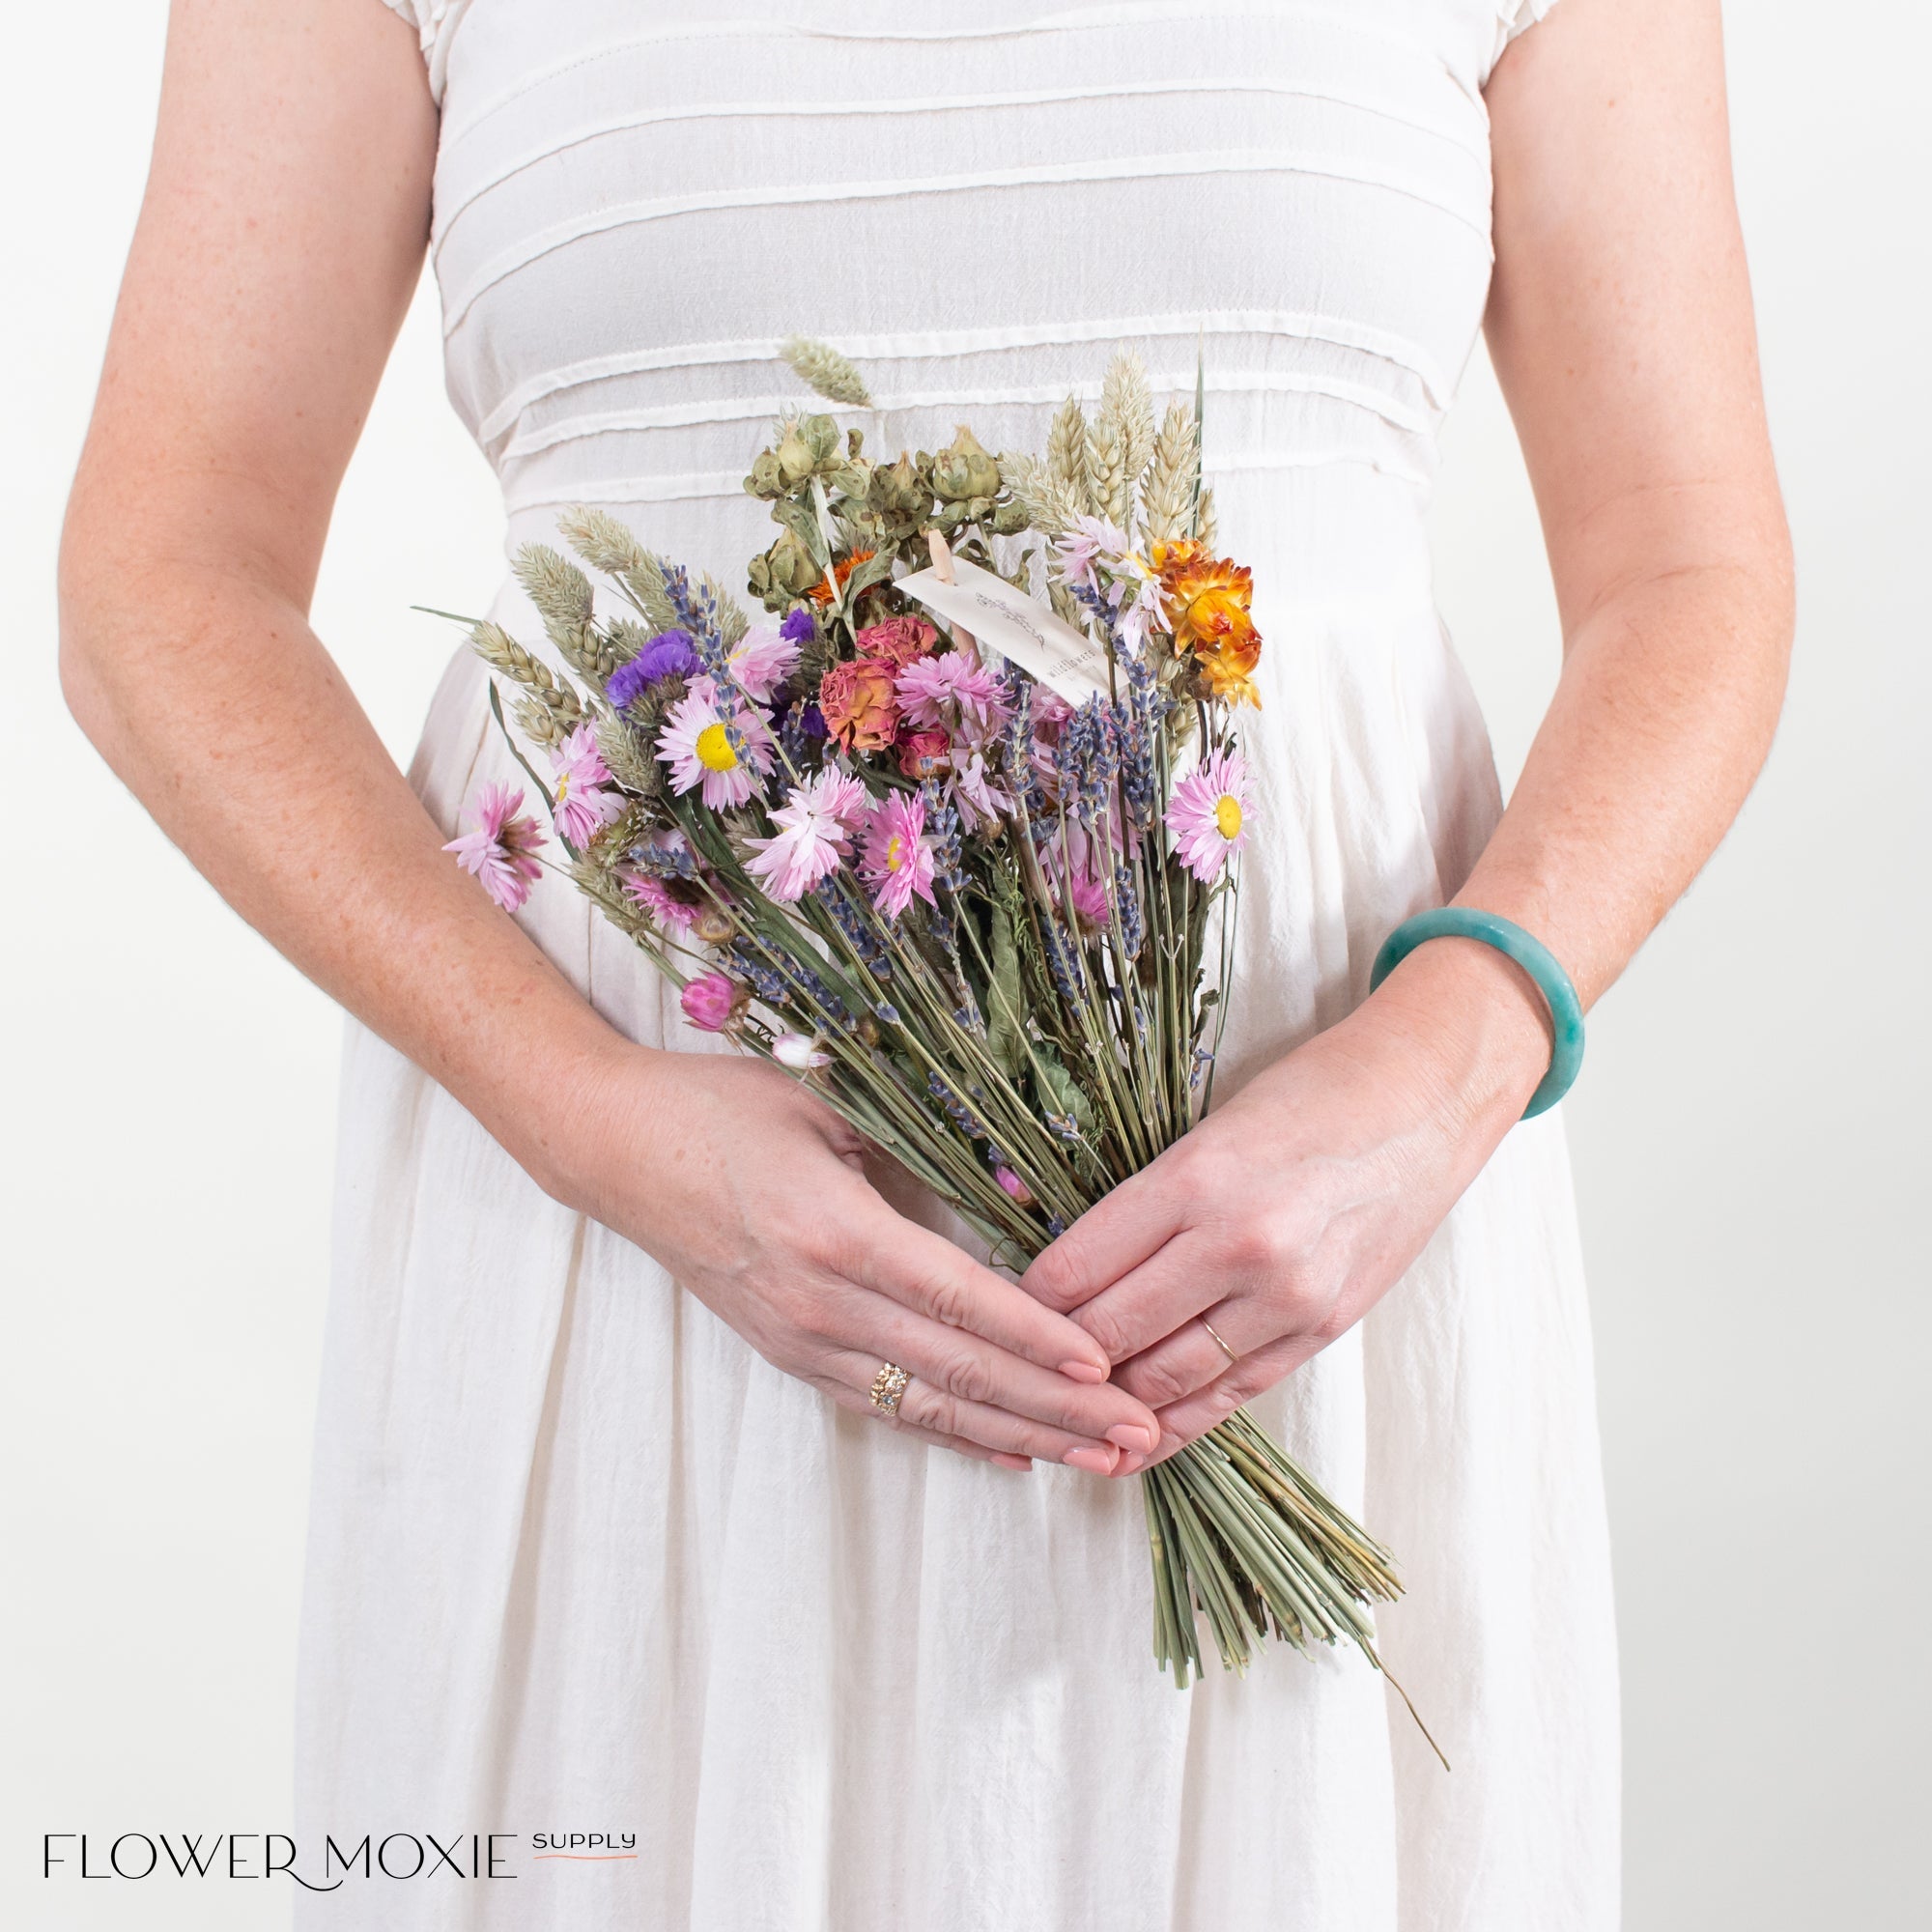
[607,629,699,706]
[780,606,815,644]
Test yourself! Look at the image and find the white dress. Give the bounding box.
[299,3,1618,1926]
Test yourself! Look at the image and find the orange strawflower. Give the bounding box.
[1151,539,1263,705]
[807,548,877,607]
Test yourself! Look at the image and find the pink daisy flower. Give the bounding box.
[895,649,1010,742]
[948,750,1010,833]
[725,624,802,702]
[860,790,937,919]
[1167,748,1253,882]
[550,724,625,848]
[743,768,867,902]
[622,872,699,930]
[656,677,775,810]
[1055,514,1128,596]
[443,781,546,913]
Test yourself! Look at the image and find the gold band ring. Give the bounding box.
[868,1361,912,1416]
[1200,1318,1240,1367]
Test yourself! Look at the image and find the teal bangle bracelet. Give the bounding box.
[1368,907,1585,1120]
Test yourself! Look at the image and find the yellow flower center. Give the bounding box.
[1214,793,1243,840]
[554,771,571,802]
[885,832,906,872]
[696,722,738,772]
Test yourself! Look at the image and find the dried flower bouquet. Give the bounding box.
[439,339,1431,1733]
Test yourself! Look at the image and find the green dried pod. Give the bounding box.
[801,413,843,469]
[745,448,787,498]
[873,451,926,517]
[929,425,1001,504]
[775,423,817,486]
[989,498,1031,536]
[749,526,823,609]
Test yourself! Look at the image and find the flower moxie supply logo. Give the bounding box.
[43,1833,540,1891]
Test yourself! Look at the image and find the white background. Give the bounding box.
[2,5,1926,1927]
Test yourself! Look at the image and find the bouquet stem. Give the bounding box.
[1145,1410,1447,1765]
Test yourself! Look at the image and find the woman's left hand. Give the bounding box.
[1019,938,1554,1470]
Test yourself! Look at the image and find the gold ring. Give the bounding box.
[1200,1318,1239,1367]
[868,1361,912,1416]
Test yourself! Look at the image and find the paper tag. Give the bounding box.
[895,558,1112,705]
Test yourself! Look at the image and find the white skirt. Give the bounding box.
[295,585,1619,1930]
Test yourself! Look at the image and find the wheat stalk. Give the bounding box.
[779,335,873,408]
[1140,403,1201,548]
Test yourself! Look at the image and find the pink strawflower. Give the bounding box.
[443,781,546,913]
[623,872,699,930]
[550,724,625,847]
[860,790,937,919]
[681,972,742,1032]
[656,677,775,810]
[894,649,1009,741]
[725,624,802,701]
[743,768,867,902]
[1168,748,1253,882]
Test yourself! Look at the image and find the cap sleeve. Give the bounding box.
[374,0,469,106]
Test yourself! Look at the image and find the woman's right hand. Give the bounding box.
[545,1043,1161,1474]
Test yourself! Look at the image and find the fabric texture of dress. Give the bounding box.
[298,3,1618,1926]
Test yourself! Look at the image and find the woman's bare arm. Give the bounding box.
[1022,0,1794,1464]
[61,0,1161,1472]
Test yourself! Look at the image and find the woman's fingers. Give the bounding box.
[1135,1332,1321,1461]
[845,1209,1118,1389]
[1019,1158,1190,1315]
[823,1349,1124,1471]
[1110,1296,1276,1411]
[816,1376,1033,1470]
[1054,1227,1230,1372]
[838,1295,1159,1455]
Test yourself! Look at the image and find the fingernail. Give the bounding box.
[1062,1444,1119,1475]
[993,1453,1034,1472]
[1106,1423,1156,1454]
[1059,1357,1108,1384]
[1113,1453,1146,1478]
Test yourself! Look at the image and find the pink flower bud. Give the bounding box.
[994,1166,1036,1207]
[680,972,742,1033]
